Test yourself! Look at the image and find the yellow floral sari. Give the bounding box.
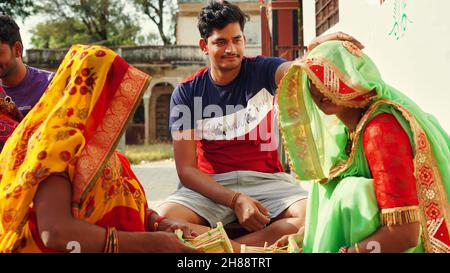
[0,45,151,252]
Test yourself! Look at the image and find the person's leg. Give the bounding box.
[156,184,235,227]
[235,171,309,246]
[157,202,243,252]
[274,198,308,220]
[156,184,241,243]
[233,199,307,246]
[157,201,209,226]
[156,198,305,251]
[234,215,304,247]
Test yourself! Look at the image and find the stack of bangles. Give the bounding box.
[104,227,119,253]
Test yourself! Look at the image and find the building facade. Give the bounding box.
[27,1,265,144]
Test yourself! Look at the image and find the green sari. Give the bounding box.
[278,41,450,253]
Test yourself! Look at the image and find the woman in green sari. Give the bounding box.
[276,40,450,253]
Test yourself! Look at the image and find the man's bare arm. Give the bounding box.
[172,130,236,207]
[172,130,270,231]
[275,32,364,86]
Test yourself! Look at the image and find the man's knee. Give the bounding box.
[156,202,208,226]
[277,198,308,220]
[269,217,304,236]
[290,198,308,218]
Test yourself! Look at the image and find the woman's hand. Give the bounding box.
[272,227,305,248]
[273,234,290,248]
[157,218,198,238]
[308,31,364,52]
[149,232,201,253]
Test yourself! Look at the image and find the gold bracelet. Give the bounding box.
[354,242,360,253]
[104,227,112,253]
[103,228,110,253]
[111,227,119,253]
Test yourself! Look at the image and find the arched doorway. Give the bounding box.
[155,93,171,140]
[148,82,173,142]
[125,99,146,144]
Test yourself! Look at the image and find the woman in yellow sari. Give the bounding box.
[0,45,198,253]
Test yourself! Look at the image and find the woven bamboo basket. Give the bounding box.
[240,242,288,253]
[240,233,304,253]
[287,233,303,253]
[175,222,234,253]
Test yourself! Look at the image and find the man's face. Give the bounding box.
[200,22,246,72]
[0,42,19,80]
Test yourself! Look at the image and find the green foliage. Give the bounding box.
[31,0,140,48]
[0,0,34,19]
[132,0,177,45]
[31,19,92,49]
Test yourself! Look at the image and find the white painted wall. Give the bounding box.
[302,0,450,133]
[177,16,200,46]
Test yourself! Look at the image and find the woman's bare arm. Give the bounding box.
[346,223,420,253]
[34,174,198,253]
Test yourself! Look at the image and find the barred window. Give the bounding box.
[315,0,339,36]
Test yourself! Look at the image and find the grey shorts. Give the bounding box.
[160,171,309,227]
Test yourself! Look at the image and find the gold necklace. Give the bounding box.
[345,130,355,156]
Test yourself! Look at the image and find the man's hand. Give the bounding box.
[157,218,198,239]
[233,194,271,232]
[307,31,364,52]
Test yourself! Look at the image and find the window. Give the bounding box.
[315,0,339,36]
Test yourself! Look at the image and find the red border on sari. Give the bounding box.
[72,63,150,214]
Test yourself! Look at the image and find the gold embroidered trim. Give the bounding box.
[326,98,450,252]
[73,67,151,205]
[381,206,420,226]
[302,57,376,109]
[276,64,327,181]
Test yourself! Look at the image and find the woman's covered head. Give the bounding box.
[302,40,382,113]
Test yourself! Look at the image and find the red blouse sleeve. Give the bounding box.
[362,113,419,211]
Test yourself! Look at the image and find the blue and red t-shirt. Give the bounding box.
[169,56,287,174]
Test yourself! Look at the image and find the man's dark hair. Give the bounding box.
[198,1,250,41]
[0,15,22,47]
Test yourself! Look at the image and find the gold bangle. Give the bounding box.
[354,242,360,253]
[111,227,119,253]
[104,227,112,253]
